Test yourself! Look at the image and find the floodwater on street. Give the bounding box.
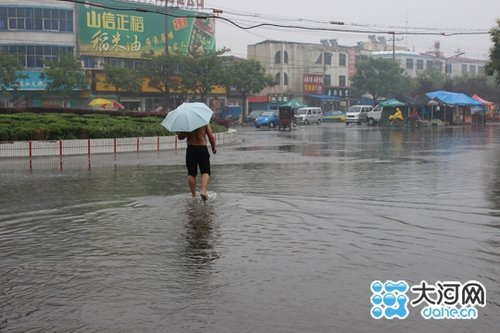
[1,123,500,333]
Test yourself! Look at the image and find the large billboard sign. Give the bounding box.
[78,0,215,59]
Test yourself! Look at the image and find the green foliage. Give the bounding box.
[179,48,229,103]
[0,54,27,94]
[0,112,227,141]
[41,54,87,100]
[223,58,275,119]
[102,64,142,101]
[414,69,444,95]
[351,57,413,101]
[139,52,184,109]
[486,19,500,84]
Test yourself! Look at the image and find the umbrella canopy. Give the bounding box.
[108,102,124,109]
[161,102,213,132]
[280,98,307,109]
[89,98,113,106]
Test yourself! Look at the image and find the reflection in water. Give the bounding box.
[183,200,218,266]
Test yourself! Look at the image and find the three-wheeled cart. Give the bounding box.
[278,106,293,131]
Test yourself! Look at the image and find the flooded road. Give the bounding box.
[1,124,500,332]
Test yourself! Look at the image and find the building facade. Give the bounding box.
[247,39,354,110]
[0,0,76,107]
[0,0,215,111]
[371,51,488,79]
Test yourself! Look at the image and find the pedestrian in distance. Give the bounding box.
[177,124,217,201]
[389,107,404,127]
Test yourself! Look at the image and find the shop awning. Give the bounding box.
[248,95,268,103]
[471,94,494,106]
[304,94,343,101]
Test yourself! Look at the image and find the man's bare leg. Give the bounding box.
[188,175,197,197]
[200,173,209,200]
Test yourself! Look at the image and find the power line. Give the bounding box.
[54,0,489,37]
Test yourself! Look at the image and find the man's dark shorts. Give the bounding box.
[186,145,210,177]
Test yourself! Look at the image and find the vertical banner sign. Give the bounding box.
[303,74,324,94]
[78,0,215,58]
[168,9,215,55]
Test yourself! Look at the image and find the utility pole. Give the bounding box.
[388,32,404,61]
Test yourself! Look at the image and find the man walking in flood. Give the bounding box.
[177,124,217,201]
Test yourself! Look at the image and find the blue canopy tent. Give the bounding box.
[425,91,482,125]
[426,91,482,106]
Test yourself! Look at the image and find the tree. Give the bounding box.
[42,54,87,105]
[351,57,412,103]
[414,69,444,96]
[179,48,229,103]
[101,63,142,103]
[139,53,184,111]
[0,54,27,96]
[486,19,500,84]
[224,59,275,122]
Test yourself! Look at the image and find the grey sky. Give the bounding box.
[206,0,499,60]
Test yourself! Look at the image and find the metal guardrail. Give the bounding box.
[0,130,237,158]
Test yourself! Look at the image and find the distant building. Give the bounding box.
[248,39,355,110]
[247,36,489,111]
[371,51,488,79]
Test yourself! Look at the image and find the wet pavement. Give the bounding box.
[1,123,500,332]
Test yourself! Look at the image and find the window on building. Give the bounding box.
[324,75,331,87]
[339,53,346,66]
[283,72,288,85]
[324,53,332,65]
[406,58,414,69]
[283,51,288,64]
[416,59,424,70]
[315,53,322,64]
[0,7,73,32]
[42,9,59,31]
[469,65,476,74]
[339,75,346,87]
[461,64,467,73]
[2,44,73,68]
[444,63,451,74]
[274,51,281,64]
[275,73,280,85]
[426,60,433,69]
[82,56,99,69]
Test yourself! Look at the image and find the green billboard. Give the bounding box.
[78,0,215,59]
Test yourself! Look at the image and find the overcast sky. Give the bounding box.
[205,0,499,60]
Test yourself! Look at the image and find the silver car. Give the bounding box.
[345,105,373,125]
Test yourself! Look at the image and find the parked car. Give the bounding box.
[322,110,346,122]
[294,107,323,125]
[255,111,279,128]
[366,105,383,126]
[345,105,373,125]
[245,110,265,123]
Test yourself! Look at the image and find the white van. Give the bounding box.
[345,105,373,125]
[366,104,383,126]
[295,107,323,125]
